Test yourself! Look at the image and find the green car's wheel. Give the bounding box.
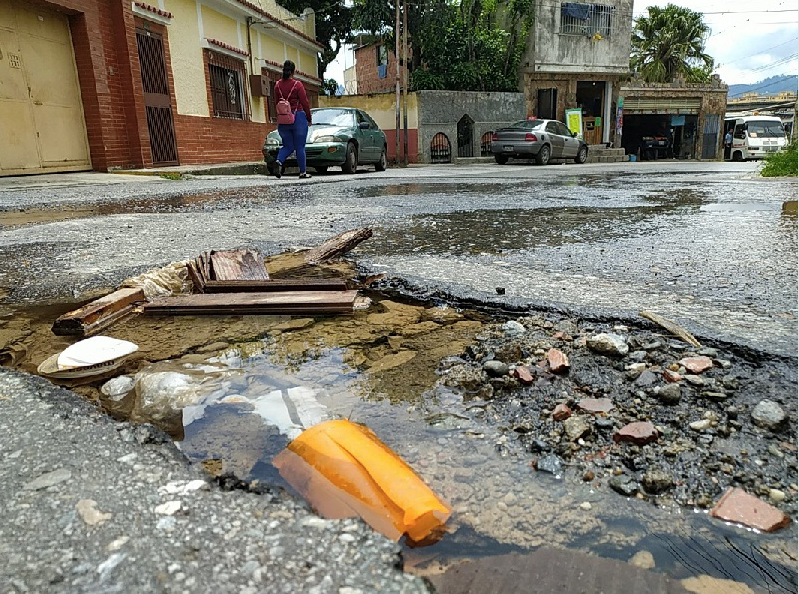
[535,144,551,165]
[342,142,357,174]
[375,146,387,171]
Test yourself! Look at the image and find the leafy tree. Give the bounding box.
[275,0,353,79]
[630,4,714,83]
[321,78,339,95]
[352,0,533,92]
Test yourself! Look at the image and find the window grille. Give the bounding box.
[430,133,451,163]
[560,3,615,37]
[207,51,246,120]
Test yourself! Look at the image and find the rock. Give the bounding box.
[531,439,550,453]
[536,454,563,476]
[595,417,615,430]
[101,376,136,401]
[683,374,704,386]
[628,350,647,362]
[23,468,72,490]
[642,469,673,494]
[613,422,658,445]
[678,356,713,374]
[76,499,112,526]
[656,383,682,405]
[609,475,638,496]
[552,404,571,421]
[629,550,655,569]
[587,333,628,356]
[483,360,509,377]
[769,489,786,503]
[626,362,646,374]
[698,347,719,358]
[577,398,614,413]
[662,369,682,383]
[702,391,730,402]
[689,419,711,431]
[634,370,658,386]
[502,320,526,336]
[751,400,786,430]
[547,348,570,373]
[710,487,790,532]
[154,501,182,516]
[582,470,595,482]
[511,366,534,384]
[563,417,590,441]
[579,501,592,510]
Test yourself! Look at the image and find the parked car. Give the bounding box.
[639,135,671,160]
[491,119,589,165]
[263,107,388,175]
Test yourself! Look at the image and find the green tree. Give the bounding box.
[352,0,533,92]
[630,4,714,83]
[275,0,353,79]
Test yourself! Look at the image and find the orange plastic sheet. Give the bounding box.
[272,419,451,544]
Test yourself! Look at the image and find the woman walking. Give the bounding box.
[274,60,313,179]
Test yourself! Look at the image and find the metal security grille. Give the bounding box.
[208,52,246,120]
[430,133,451,163]
[136,29,178,165]
[481,132,493,156]
[560,3,616,37]
[457,115,474,157]
[701,114,720,159]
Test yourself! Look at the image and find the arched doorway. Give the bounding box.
[430,133,451,163]
[457,115,475,157]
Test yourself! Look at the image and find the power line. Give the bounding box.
[720,37,798,65]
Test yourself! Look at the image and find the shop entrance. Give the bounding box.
[576,81,605,145]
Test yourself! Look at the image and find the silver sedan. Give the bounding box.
[491,119,589,165]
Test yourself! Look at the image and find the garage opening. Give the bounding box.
[622,114,699,160]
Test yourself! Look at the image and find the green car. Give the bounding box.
[262,107,388,174]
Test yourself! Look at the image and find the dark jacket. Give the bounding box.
[274,78,312,123]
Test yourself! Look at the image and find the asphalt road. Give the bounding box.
[0,160,795,356]
[0,160,796,593]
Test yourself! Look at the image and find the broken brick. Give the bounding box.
[710,487,790,532]
[553,404,572,421]
[613,422,658,445]
[547,348,570,374]
[678,356,713,374]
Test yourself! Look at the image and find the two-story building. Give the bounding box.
[522,0,634,146]
[0,0,322,176]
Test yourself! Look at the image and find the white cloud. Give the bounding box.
[634,0,798,85]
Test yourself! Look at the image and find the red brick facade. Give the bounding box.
[355,42,410,95]
[21,0,320,171]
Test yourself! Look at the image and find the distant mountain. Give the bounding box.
[728,75,798,98]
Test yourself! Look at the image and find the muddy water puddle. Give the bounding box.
[1,290,796,593]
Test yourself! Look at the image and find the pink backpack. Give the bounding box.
[276,81,298,125]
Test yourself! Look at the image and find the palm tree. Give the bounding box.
[630,4,714,83]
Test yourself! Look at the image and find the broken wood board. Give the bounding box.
[203,279,348,293]
[209,249,269,281]
[639,310,701,348]
[143,291,360,316]
[303,228,373,265]
[52,287,145,337]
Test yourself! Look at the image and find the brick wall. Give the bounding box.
[355,43,409,95]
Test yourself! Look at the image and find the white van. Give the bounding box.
[724,115,787,161]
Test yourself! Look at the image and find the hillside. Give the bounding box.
[728,75,798,98]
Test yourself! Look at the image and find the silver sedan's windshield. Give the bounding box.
[312,109,356,127]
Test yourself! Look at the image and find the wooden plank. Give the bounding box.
[142,290,359,316]
[210,249,269,281]
[203,279,347,293]
[52,287,145,336]
[640,310,701,347]
[303,228,373,265]
[187,260,206,293]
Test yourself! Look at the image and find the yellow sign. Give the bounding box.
[565,108,583,138]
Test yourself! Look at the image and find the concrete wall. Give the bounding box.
[523,0,634,75]
[416,90,526,163]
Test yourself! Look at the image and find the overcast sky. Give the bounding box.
[326,1,799,90]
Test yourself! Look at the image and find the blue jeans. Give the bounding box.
[277,111,309,174]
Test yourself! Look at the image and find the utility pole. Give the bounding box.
[402,0,408,166]
[394,1,401,165]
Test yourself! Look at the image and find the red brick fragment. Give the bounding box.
[512,366,534,384]
[678,356,713,374]
[663,369,682,383]
[552,331,565,340]
[547,348,570,374]
[577,398,614,413]
[710,487,791,532]
[613,421,658,445]
[552,404,571,421]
